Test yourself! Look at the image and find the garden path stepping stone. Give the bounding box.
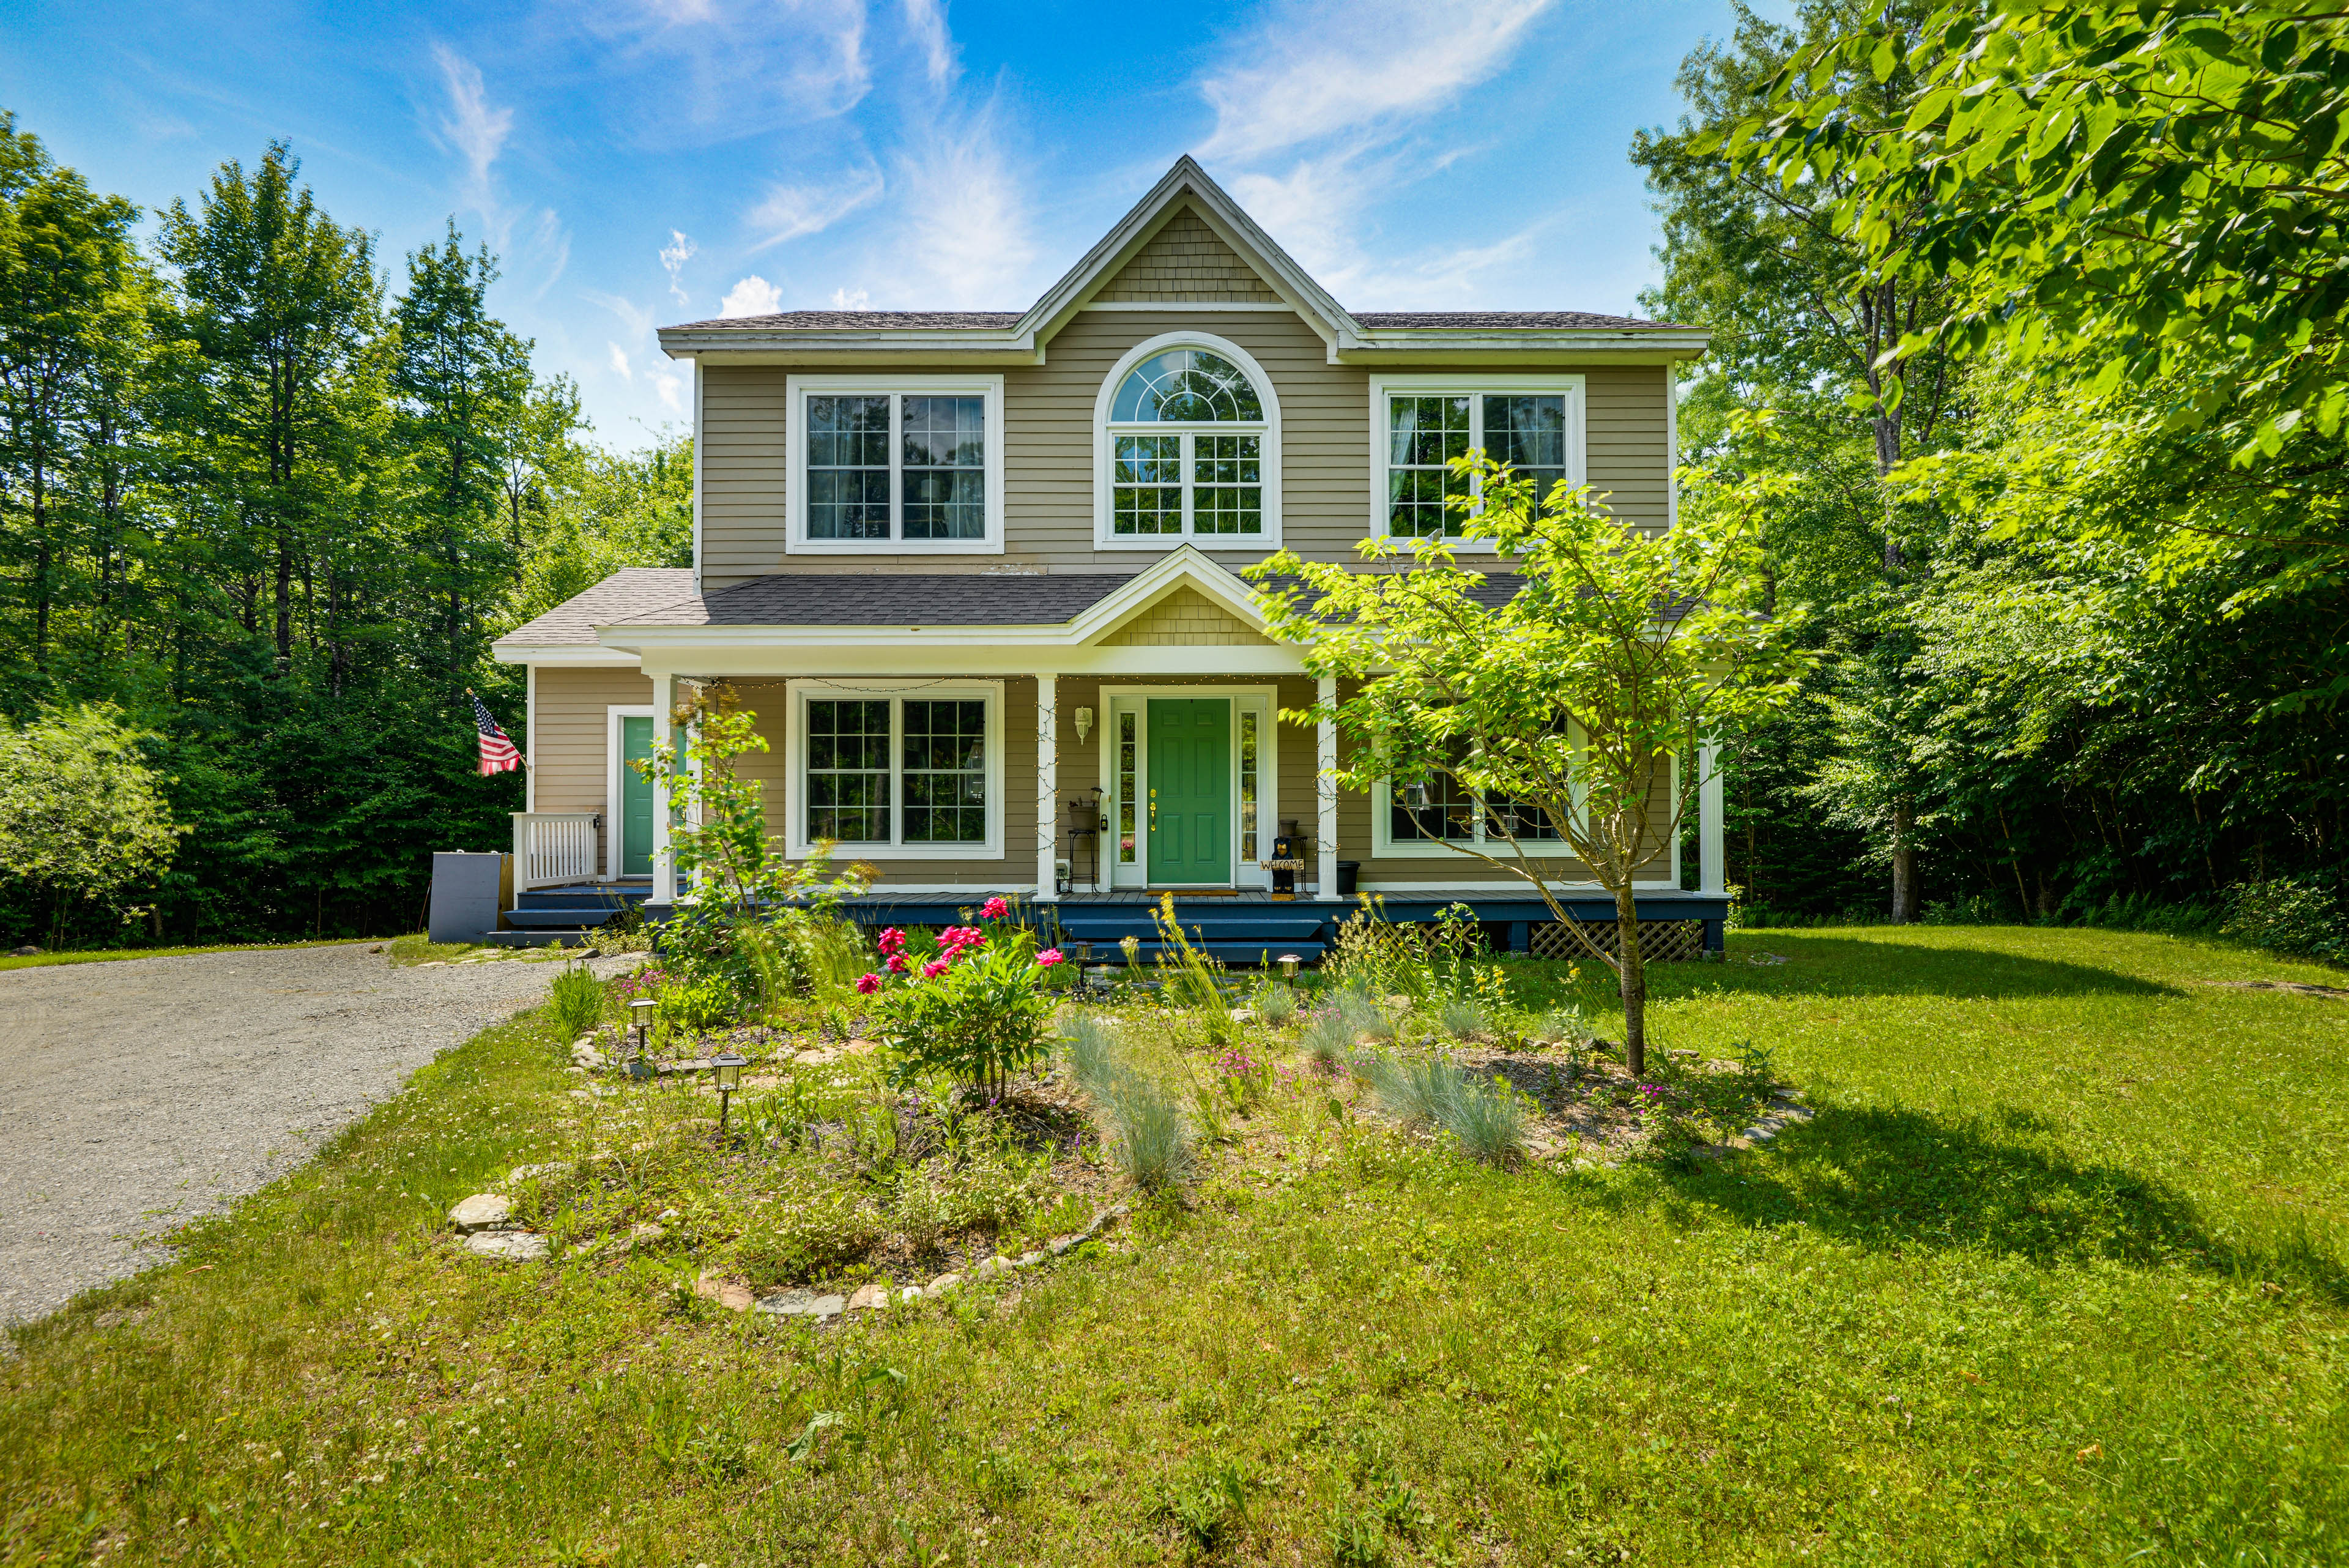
[448,1194,510,1233]
[756,1289,847,1319]
[464,1232,548,1261]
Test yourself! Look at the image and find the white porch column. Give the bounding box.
[1036,674,1058,903]
[647,671,674,907]
[1698,739,1726,895]
[1316,675,1338,901]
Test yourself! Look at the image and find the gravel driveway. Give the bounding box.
[0,943,626,1329]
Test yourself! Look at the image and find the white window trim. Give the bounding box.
[782,678,1006,860]
[1365,373,1587,554]
[604,705,655,881]
[784,374,1006,555]
[1095,685,1279,889]
[1093,332,1283,551]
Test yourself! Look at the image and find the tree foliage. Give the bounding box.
[0,703,180,943]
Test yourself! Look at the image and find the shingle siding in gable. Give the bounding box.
[1094,207,1283,303]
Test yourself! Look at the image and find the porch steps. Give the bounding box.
[488,879,675,946]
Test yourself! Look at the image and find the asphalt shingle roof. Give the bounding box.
[498,567,698,646]
[1350,311,1688,330]
[665,310,1025,332]
[607,572,1141,627]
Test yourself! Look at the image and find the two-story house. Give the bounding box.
[491,158,1728,961]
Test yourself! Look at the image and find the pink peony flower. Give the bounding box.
[921,958,950,979]
[1036,948,1063,967]
[877,926,906,956]
[980,896,1010,920]
[885,953,908,973]
[854,972,881,995]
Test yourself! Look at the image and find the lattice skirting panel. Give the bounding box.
[1529,918,1708,963]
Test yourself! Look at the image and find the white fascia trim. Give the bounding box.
[493,642,642,667]
[1015,158,1361,352]
[618,642,1309,679]
[1366,371,1588,555]
[1091,335,1283,552]
[784,373,1006,557]
[659,330,1038,359]
[781,677,1006,861]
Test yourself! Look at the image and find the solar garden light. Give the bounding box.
[628,995,656,1058]
[711,1050,748,1135]
[1279,953,1302,982]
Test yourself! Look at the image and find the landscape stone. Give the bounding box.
[898,1286,926,1304]
[973,1255,1012,1277]
[630,1222,666,1242]
[925,1271,962,1295]
[1047,1234,1080,1256]
[845,1281,890,1312]
[9,945,40,957]
[448,1193,511,1233]
[693,1273,754,1312]
[464,1231,547,1261]
[1015,1251,1044,1267]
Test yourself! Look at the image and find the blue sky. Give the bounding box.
[3,0,1771,447]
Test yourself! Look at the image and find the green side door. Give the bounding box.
[620,715,655,877]
[1145,699,1231,885]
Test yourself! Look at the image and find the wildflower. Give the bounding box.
[980,896,1010,920]
[855,973,881,995]
[1036,948,1063,967]
[921,958,950,979]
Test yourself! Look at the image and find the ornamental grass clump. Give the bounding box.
[1252,980,1301,1027]
[548,964,606,1039]
[1335,986,1395,1044]
[1362,1052,1461,1126]
[1437,995,1489,1042]
[1301,1009,1355,1075]
[1439,1074,1529,1166]
[1057,1010,1120,1099]
[1103,1075,1196,1191]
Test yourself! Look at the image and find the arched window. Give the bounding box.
[1094,334,1280,548]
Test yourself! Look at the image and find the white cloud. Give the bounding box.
[885,105,1033,307]
[585,290,656,340]
[721,275,784,317]
[659,229,697,305]
[1196,0,1553,162]
[831,286,871,310]
[432,44,512,207]
[903,0,959,86]
[608,343,633,380]
[744,163,885,251]
[575,0,870,149]
[653,371,686,411]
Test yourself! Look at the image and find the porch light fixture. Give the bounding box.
[1075,706,1094,743]
[712,1051,748,1135]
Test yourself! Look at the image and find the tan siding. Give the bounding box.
[1094,206,1282,303]
[692,349,1674,582]
[700,366,790,590]
[529,666,656,873]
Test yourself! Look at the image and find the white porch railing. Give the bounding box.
[511,812,600,891]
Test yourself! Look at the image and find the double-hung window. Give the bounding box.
[787,376,1005,553]
[1371,375,1586,545]
[1096,335,1282,548]
[788,682,1003,857]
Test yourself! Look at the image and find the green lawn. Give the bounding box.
[6,927,2346,1565]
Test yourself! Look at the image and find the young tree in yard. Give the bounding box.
[0,703,181,945]
[1250,462,1808,1074]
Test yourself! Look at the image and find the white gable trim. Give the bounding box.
[1017,158,1361,354]
[1066,544,1275,644]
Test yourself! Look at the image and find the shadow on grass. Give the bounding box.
[1648,935,2183,1002]
[1650,1103,2348,1303]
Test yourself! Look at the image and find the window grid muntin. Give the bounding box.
[900,699,988,844]
[1110,348,1263,423]
[1112,435,1183,536]
[806,699,892,842]
[803,390,991,544]
[1117,710,1138,863]
[1385,390,1575,538]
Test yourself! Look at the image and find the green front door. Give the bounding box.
[620,716,655,877]
[1146,699,1231,885]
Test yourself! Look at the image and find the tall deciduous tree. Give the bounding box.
[1252,461,1807,1073]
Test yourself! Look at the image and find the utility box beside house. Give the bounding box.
[428,852,507,944]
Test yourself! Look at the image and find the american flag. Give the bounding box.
[470,691,522,776]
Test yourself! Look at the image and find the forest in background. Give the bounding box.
[0,122,690,945]
[2,0,2343,948]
